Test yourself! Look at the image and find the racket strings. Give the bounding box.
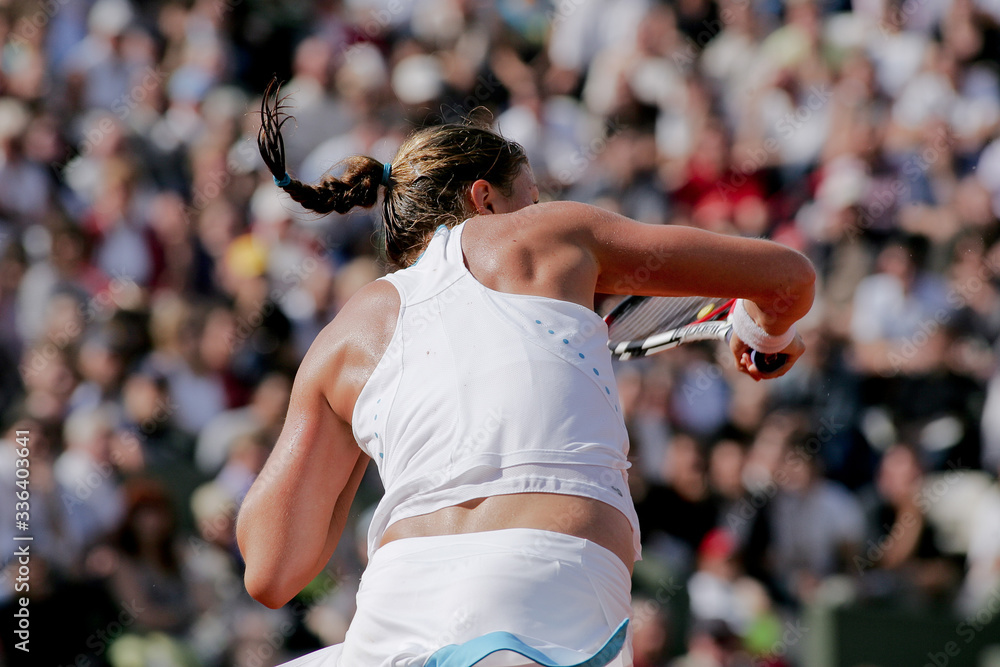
[606,295,724,345]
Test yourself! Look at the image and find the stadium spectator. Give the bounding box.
[859,443,961,605]
[769,433,865,603]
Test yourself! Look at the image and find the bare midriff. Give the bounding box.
[379,492,635,574]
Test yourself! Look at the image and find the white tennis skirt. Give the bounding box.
[280,528,633,667]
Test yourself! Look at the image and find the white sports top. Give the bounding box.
[352,221,642,561]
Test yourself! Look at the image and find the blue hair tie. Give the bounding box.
[381,162,392,186]
[273,173,291,188]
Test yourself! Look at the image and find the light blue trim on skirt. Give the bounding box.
[423,619,629,667]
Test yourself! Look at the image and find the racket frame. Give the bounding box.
[604,295,787,371]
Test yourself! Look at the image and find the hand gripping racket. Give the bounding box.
[604,295,788,371]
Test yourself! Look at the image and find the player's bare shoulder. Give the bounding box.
[511,200,609,241]
[300,278,400,422]
[459,202,603,307]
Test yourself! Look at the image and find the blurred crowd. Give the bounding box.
[0,0,999,665]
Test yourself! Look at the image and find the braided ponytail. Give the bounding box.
[257,78,527,268]
[257,78,385,215]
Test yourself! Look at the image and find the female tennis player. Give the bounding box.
[236,86,815,667]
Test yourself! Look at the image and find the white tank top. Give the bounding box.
[352,221,642,561]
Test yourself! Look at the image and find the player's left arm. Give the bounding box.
[236,331,362,608]
[237,281,397,608]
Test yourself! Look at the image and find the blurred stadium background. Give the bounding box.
[0,0,999,665]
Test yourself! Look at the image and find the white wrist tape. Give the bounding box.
[729,299,796,353]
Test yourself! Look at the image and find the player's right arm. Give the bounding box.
[528,201,816,376]
[565,202,814,328]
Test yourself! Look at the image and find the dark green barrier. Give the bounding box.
[819,602,1000,667]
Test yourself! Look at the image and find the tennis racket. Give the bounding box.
[604,295,788,371]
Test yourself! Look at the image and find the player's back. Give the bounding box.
[352,220,640,561]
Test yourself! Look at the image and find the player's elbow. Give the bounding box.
[754,250,816,329]
[775,246,814,288]
[237,516,300,608]
[239,530,316,609]
[246,583,293,610]
[791,251,817,290]
[783,251,817,311]
[243,564,297,609]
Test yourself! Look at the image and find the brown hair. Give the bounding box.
[257,79,528,267]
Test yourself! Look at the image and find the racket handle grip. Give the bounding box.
[751,350,787,373]
[724,329,788,373]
